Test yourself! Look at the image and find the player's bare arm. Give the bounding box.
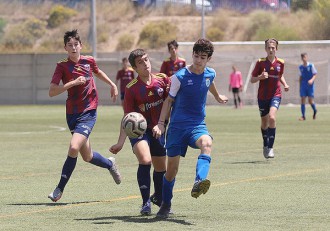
[49,76,86,97]
[153,96,173,139]
[280,75,290,92]
[109,114,128,154]
[209,82,228,104]
[94,70,118,102]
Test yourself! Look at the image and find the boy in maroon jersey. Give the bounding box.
[48,29,121,202]
[160,40,186,77]
[115,57,135,109]
[250,38,289,159]
[110,49,170,215]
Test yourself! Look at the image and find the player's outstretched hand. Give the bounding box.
[284,84,290,92]
[218,94,228,104]
[152,124,164,139]
[109,143,123,154]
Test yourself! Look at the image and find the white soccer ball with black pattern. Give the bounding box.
[122,112,147,138]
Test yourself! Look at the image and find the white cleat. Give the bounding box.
[263,147,269,159]
[267,148,274,158]
[108,157,122,184]
[48,187,62,202]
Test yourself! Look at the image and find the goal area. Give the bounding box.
[176,40,330,106]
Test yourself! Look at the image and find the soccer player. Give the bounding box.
[298,52,317,121]
[160,40,186,77]
[109,49,170,215]
[250,38,289,159]
[153,38,228,218]
[229,65,243,108]
[115,57,135,109]
[48,29,121,202]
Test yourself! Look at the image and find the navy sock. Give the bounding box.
[137,164,151,204]
[153,170,165,200]
[89,151,112,169]
[311,103,317,113]
[268,128,276,149]
[301,104,306,118]
[58,156,77,192]
[195,154,211,182]
[162,176,175,205]
[261,128,269,147]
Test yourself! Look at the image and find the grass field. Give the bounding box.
[0,105,329,231]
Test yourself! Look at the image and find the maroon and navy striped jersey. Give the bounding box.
[51,55,99,114]
[124,73,170,129]
[252,57,285,100]
[160,57,186,77]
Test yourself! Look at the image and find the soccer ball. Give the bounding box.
[122,112,147,138]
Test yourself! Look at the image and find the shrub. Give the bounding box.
[47,5,77,28]
[291,0,313,11]
[309,0,330,39]
[253,24,301,41]
[3,18,46,49]
[138,20,177,49]
[116,34,134,51]
[244,10,274,41]
[206,27,224,41]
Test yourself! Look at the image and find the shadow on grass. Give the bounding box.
[225,160,270,164]
[75,215,194,226]
[8,200,104,206]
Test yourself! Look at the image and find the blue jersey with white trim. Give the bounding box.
[299,63,317,87]
[169,66,215,128]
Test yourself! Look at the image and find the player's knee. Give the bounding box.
[269,115,276,124]
[68,145,80,155]
[200,139,212,154]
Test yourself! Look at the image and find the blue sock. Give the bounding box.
[261,128,268,147]
[311,103,317,113]
[89,151,112,169]
[137,164,151,204]
[162,176,175,205]
[301,104,306,118]
[268,128,276,149]
[58,156,77,192]
[195,154,211,182]
[153,170,165,200]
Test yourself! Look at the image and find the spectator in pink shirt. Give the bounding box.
[229,65,243,108]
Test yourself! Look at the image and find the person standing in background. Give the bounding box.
[229,65,243,108]
[116,57,135,109]
[160,40,186,77]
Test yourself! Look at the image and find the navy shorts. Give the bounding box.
[258,97,281,117]
[129,128,166,157]
[166,124,211,157]
[300,85,314,98]
[66,109,97,138]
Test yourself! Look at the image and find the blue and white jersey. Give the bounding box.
[168,66,215,128]
[299,62,317,87]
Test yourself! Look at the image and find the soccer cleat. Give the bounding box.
[156,202,172,219]
[150,194,162,207]
[48,187,62,202]
[191,179,211,199]
[108,157,121,184]
[299,116,306,121]
[313,110,317,120]
[140,199,151,216]
[263,146,269,159]
[268,148,274,158]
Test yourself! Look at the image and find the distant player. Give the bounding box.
[160,40,186,77]
[115,57,135,109]
[250,38,289,159]
[48,29,121,202]
[298,52,317,121]
[154,38,228,218]
[229,65,243,108]
[109,49,170,215]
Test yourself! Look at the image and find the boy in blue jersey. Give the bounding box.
[299,53,317,121]
[153,38,228,218]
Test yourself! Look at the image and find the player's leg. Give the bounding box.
[300,96,306,120]
[133,140,152,215]
[307,86,317,119]
[149,132,166,207]
[232,88,238,108]
[267,97,281,158]
[259,99,270,158]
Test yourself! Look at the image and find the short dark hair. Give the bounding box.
[122,57,128,62]
[193,38,214,57]
[64,29,81,46]
[128,49,146,67]
[301,52,307,58]
[167,40,178,51]
[265,38,278,49]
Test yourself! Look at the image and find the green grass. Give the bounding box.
[0,105,329,231]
